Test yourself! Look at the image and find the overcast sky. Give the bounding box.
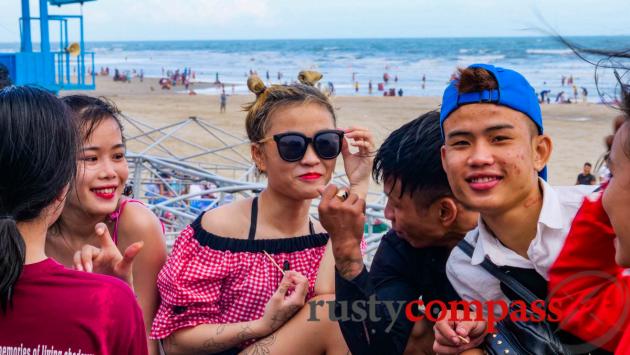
[1,0,629,42]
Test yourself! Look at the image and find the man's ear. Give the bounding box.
[251,143,267,173]
[436,197,458,228]
[533,134,552,174]
[440,144,448,172]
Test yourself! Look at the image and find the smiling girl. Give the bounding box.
[45,95,167,355]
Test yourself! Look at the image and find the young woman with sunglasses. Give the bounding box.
[151,71,374,354]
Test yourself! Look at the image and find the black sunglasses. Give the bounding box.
[258,129,344,162]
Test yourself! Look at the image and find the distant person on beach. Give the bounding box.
[540,89,551,104]
[354,81,359,93]
[581,86,588,102]
[368,80,373,94]
[327,81,335,96]
[576,162,596,185]
[556,91,566,103]
[422,74,426,90]
[321,111,479,355]
[152,71,375,354]
[398,88,404,97]
[46,95,167,355]
[573,84,578,102]
[0,86,148,355]
[384,72,390,84]
[562,75,566,87]
[220,90,227,113]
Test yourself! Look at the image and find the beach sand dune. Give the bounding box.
[65,77,619,186]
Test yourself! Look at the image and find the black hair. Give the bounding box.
[372,110,451,203]
[60,95,124,144]
[0,86,77,313]
[584,162,592,167]
[0,64,11,90]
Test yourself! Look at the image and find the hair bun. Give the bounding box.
[247,75,267,96]
[298,71,322,86]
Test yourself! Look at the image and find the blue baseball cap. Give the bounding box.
[439,63,547,180]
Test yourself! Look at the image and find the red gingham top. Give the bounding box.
[150,211,329,343]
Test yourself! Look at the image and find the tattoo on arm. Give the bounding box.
[336,258,364,280]
[240,334,276,355]
[196,322,257,353]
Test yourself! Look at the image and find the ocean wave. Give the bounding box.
[526,49,573,55]
[457,54,505,63]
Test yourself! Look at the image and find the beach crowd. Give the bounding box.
[1,44,630,355]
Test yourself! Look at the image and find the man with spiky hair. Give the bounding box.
[319,111,478,354]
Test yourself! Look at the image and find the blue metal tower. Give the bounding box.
[0,0,97,92]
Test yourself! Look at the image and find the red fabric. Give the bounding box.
[0,258,148,355]
[618,330,630,355]
[548,191,630,353]
[150,225,327,344]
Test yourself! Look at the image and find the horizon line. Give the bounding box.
[1,33,630,45]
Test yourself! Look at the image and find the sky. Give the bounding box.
[0,0,629,42]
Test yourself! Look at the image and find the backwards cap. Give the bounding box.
[439,64,547,180]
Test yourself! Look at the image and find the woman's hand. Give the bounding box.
[259,271,309,334]
[73,222,144,288]
[341,126,375,199]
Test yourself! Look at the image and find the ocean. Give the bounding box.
[1,36,628,99]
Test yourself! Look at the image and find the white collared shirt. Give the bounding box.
[446,178,595,309]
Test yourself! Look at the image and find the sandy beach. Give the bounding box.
[65,76,620,186]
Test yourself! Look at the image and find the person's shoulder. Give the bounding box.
[200,197,252,238]
[448,228,479,264]
[54,267,137,302]
[552,184,597,209]
[118,200,163,241]
[374,230,407,257]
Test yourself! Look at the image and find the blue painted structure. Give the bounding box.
[0,0,97,92]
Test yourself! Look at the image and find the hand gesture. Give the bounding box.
[341,126,375,199]
[260,271,309,333]
[317,184,366,279]
[73,222,144,287]
[433,309,487,354]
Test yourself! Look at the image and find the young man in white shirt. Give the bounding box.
[433,64,595,354]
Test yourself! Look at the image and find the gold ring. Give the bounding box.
[335,189,349,201]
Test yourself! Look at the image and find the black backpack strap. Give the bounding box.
[457,234,539,305]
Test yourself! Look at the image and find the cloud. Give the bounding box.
[87,0,272,28]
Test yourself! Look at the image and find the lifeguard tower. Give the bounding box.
[0,0,97,92]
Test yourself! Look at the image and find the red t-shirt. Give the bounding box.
[0,258,148,355]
